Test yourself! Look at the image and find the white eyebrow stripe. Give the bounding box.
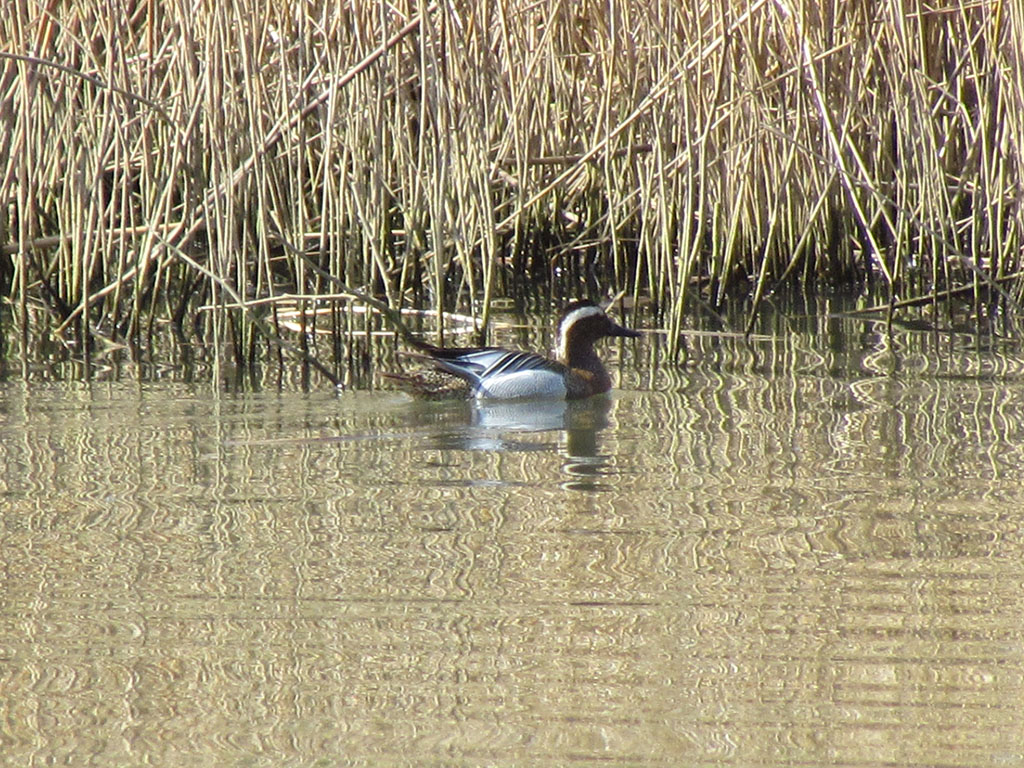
[556,305,603,359]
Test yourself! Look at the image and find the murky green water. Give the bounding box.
[3,312,1024,766]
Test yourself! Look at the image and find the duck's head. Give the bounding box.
[556,300,641,363]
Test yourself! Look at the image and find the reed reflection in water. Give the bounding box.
[2,323,1024,766]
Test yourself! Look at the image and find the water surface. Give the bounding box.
[2,314,1024,766]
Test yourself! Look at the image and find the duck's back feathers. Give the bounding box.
[406,346,570,399]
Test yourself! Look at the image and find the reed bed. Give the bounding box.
[1,0,1021,377]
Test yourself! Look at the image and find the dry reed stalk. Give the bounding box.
[0,0,1021,379]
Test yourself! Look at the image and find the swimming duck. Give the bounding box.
[388,300,640,400]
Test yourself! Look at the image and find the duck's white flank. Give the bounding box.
[555,304,604,361]
[475,370,568,399]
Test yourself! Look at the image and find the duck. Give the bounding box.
[386,300,641,400]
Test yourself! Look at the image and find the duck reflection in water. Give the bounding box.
[411,395,612,458]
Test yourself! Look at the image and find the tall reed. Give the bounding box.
[1,0,1021,371]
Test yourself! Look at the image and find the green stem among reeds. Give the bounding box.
[1,0,1021,375]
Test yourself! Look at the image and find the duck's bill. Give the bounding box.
[609,323,641,338]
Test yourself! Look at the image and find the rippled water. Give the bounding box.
[3,311,1024,766]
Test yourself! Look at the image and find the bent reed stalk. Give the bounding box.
[1,0,1021,375]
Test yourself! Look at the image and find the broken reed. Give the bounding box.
[1,0,1021,368]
